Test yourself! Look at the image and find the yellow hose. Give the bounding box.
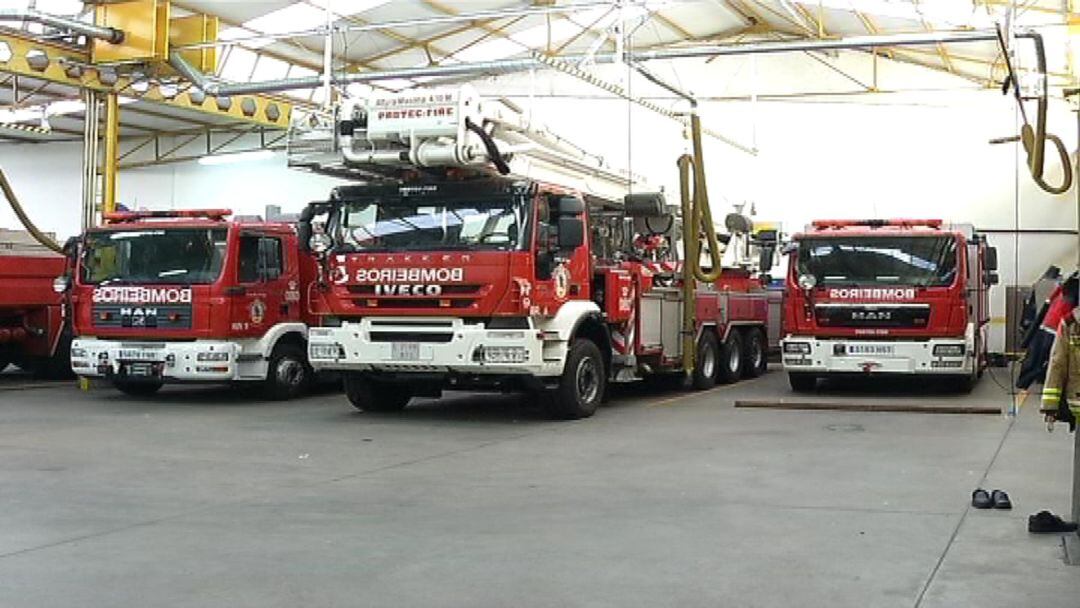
[0,166,63,254]
[678,111,725,374]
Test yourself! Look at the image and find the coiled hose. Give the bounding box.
[0,166,63,253]
[993,27,1072,195]
[678,111,725,374]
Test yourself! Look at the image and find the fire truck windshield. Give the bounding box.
[82,228,228,285]
[796,236,958,287]
[335,197,527,252]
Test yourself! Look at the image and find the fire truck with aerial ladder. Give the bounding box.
[288,85,773,418]
[62,208,320,398]
[780,218,998,392]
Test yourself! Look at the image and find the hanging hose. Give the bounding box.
[678,109,725,374]
[992,27,1072,195]
[0,167,63,254]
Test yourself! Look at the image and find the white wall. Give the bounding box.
[0,48,1075,350]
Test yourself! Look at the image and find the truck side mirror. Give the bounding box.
[558,196,584,215]
[558,217,584,250]
[759,245,775,271]
[987,272,1000,286]
[985,246,998,272]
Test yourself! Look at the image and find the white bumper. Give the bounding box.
[71,337,242,382]
[780,335,974,376]
[308,317,564,377]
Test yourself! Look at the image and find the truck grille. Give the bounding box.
[347,284,483,310]
[814,304,930,329]
[92,304,192,330]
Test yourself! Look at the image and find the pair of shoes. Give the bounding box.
[972,488,1011,510]
[1028,511,1079,534]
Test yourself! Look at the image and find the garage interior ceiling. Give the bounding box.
[0,0,1075,147]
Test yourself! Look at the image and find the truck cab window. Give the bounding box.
[239,235,284,283]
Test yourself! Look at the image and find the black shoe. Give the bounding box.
[991,490,1012,510]
[972,488,992,509]
[1028,511,1079,534]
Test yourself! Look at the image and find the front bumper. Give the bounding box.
[71,338,240,382]
[308,318,562,377]
[780,336,974,375]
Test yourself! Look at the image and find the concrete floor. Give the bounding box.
[0,368,1077,607]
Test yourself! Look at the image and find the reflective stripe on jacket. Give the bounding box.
[1043,315,1080,415]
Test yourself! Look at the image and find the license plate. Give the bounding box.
[391,342,420,361]
[846,344,894,356]
[127,362,155,377]
[119,350,160,361]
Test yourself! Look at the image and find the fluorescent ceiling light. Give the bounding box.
[198,150,275,166]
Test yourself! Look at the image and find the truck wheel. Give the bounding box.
[692,331,719,390]
[717,331,744,384]
[343,374,411,412]
[788,373,817,392]
[113,380,163,397]
[742,329,768,378]
[547,339,606,420]
[264,343,312,400]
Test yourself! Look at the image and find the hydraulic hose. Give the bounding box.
[678,110,725,374]
[0,167,63,254]
[993,27,1072,195]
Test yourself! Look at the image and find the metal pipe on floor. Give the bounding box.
[0,8,123,44]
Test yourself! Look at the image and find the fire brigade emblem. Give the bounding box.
[249,299,267,325]
[553,264,570,300]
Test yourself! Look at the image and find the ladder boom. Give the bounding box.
[287,85,648,202]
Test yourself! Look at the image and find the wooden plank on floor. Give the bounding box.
[734,399,1001,415]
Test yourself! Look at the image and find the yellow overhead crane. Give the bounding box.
[0,0,294,219]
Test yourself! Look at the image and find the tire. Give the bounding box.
[546,339,606,420]
[264,342,312,400]
[742,328,768,378]
[788,373,817,392]
[343,373,411,412]
[692,330,719,390]
[113,380,163,397]
[953,369,977,394]
[717,330,744,384]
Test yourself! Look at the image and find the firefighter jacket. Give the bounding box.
[1043,312,1080,416]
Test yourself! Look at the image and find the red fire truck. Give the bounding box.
[289,86,770,418]
[0,229,69,377]
[781,219,998,392]
[64,209,319,398]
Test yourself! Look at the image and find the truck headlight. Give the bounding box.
[310,343,343,360]
[933,344,965,357]
[482,346,528,364]
[197,352,229,362]
[70,347,87,359]
[783,342,811,354]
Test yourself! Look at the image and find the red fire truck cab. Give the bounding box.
[0,229,69,377]
[781,219,998,392]
[66,209,319,398]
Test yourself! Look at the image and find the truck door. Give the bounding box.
[232,232,293,336]
[531,192,590,313]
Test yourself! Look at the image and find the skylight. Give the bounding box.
[243,4,327,37]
